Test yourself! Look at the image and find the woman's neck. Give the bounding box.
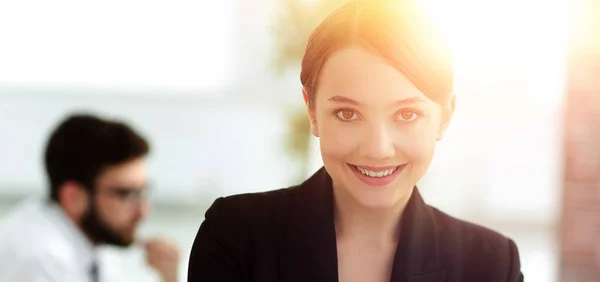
[332,185,413,245]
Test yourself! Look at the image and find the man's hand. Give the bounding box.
[141,237,180,282]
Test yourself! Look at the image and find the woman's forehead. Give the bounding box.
[316,46,427,102]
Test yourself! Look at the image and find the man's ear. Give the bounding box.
[58,181,89,218]
[302,87,319,137]
[437,95,456,141]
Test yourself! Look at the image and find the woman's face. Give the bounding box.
[305,46,453,209]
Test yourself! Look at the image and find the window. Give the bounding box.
[0,0,235,93]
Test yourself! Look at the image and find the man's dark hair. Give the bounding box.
[44,113,150,202]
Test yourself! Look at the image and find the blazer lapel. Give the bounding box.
[278,168,339,282]
[390,188,446,282]
[278,168,445,282]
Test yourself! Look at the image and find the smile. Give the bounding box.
[347,163,407,186]
[356,166,397,177]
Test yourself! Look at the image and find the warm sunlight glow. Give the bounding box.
[417,0,571,105]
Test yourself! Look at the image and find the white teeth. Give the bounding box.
[356,166,397,178]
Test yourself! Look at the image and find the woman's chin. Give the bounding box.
[350,185,413,210]
[353,193,401,209]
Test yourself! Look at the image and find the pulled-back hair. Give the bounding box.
[300,0,453,106]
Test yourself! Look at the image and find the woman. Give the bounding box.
[188,0,524,281]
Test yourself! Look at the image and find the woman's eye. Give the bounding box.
[336,109,359,121]
[398,110,419,121]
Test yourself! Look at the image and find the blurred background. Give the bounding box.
[0,0,598,281]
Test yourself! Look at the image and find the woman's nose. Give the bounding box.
[358,122,396,160]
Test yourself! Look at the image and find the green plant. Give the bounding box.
[271,0,349,182]
[282,105,312,183]
[271,0,349,73]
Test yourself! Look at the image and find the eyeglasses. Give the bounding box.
[97,186,151,204]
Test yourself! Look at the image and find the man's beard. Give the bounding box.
[80,205,135,247]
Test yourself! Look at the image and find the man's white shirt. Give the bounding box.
[0,198,127,282]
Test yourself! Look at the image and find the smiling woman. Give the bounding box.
[305,45,453,210]
[188,1,524,281]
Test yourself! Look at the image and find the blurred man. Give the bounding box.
[0,113,180,282]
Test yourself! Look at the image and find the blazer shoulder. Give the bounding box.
[430,207,523,281]
[202,185,299,232]
[432,207,510,244]
[188,186,301,280]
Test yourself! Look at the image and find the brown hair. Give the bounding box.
[300,0,453,106]
[45,113,150,202]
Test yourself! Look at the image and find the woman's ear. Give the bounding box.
[302,87,319,137]
[437,95,456,141]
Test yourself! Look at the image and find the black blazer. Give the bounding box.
[188,168,524,282]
